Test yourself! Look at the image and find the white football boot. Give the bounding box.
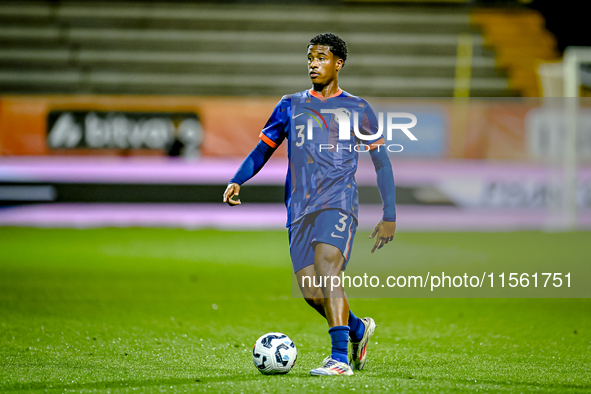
[349,317,377,370]
[310,356,353,376]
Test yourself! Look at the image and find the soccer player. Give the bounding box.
[223,33,396,376]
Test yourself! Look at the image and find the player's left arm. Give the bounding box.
[368,146,397,253]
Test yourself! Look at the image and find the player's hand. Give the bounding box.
[369,220,396,253]
[223,183,242,206]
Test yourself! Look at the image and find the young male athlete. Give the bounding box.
[223,33,397,376]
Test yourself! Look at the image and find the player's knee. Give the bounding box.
[315,245,343,275]
[304,296,324,308]
[300,284,322,300]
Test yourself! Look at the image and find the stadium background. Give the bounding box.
[1,0,590,393]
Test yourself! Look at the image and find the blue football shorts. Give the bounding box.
[288,208,357,274]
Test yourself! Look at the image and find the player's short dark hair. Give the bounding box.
[308,33,348,66]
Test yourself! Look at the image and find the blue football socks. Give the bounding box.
[328,326,350,364]
[348,310,366,342]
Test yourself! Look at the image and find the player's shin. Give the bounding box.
[348,310,366,342]
[303,294,327,318]
[328,326,350,364]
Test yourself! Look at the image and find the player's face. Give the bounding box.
[307,45,343,85]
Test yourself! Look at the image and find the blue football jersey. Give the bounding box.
[259,89,384,226]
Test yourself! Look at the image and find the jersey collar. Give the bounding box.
[309,88,343,100]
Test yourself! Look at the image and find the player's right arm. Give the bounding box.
[223,141,276,205]
[223,98,288,206]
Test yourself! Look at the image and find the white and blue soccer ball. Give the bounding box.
[252,332,297,375]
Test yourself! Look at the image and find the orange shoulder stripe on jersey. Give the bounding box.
[309,88,343,99]
[259,132,278,148]
[367,137,385,150]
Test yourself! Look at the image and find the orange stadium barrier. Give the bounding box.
[471,9,559,97]
[0,95,283,158]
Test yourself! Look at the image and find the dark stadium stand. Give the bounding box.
[0,1,513,97]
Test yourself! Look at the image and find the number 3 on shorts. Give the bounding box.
[334,212,348,232]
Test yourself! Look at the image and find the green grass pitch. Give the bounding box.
[1,227,590,393]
